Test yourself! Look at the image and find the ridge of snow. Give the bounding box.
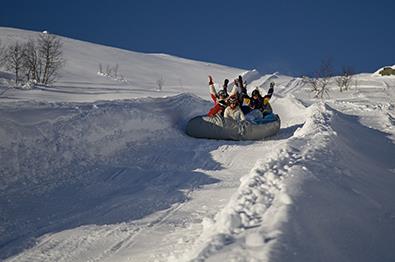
[183,103,336,261]
[0,94,207,193]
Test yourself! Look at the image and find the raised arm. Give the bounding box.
[209,75,218,102]
[267,82,275,99]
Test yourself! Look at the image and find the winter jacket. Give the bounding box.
[249,96,263,110]
[261,96,273,115]
[250,86,274,115]
[208,83,227,117]
[229,84,242,99]
[208,101,227,117]
[224,106,246,122]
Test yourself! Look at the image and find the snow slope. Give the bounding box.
[0,27,244,101]
[1,28,395,262]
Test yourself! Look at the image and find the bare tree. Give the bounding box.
[2,32,65,87]
[105,64,112,76]
[4,42,25,84]
[0,40,5,68]
[114,64,119,78]
[37,32,65,84]
[353,78,359,90]
[22,39,41,82]
[304,59,334,98]
[98,63,125,81]
[156,76,164,91]
[335,66,354,92]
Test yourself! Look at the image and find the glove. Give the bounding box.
[268,87,274,98]
[208,75,214,85]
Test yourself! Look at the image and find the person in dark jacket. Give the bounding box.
[249,84,274,117]
[260,82,275,116]
[261,95,273,116]
[249,89,263,111]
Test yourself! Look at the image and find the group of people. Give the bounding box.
[207,75,274,122]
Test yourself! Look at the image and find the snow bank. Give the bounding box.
[0,94,220,259]
[272,95,307,127]
[184,99,395,261]
[240,69,263,85]
[274,105,395,262]
[0,94,207,192]
[183,102,337,261]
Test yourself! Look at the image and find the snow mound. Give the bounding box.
[240,69,263,85]
[0,94,222,259]
[0,94,207,192]
[183,103,336,261]
[181,100,395,261]
[275,105,395,262]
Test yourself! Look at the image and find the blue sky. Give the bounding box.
[1,0,394,76]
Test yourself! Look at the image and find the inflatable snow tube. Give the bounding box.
[186,113,281,141]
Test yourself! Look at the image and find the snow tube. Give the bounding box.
[186,113,280,140]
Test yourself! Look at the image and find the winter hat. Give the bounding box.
[218,89,228,98]
[208,75,214,85]
[251,89,260,97]
[228,96,238,105]
[218,100,228,108]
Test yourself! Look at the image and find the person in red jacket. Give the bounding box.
[208,75,228,117]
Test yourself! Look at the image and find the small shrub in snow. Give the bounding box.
[113,64,119,78]
[21,79,38,90]
[335,66,354,92]
[97,63,127,83]
[379,67,395,76]
[303,59,334,99]
[156,76,164,91]
[0,40,5,67]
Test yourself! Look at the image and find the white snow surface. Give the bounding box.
[1,28,395,262]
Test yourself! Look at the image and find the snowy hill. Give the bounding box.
[0,27,244,101]
[1,28,395,262]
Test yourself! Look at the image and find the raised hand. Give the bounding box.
[208,75,214,85]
